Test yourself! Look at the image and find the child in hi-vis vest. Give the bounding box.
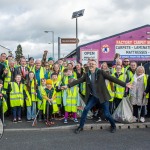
[63,78,80,124]
[8,74,26,123]
[24,71,38,121]
[41,79,58,126]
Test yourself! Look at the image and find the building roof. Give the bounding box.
[65,24,150,58]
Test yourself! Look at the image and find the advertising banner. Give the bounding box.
[115,40,150,58]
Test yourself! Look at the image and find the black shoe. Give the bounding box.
[13,118,17,123]
[27,119,32,122]
[110,126,116,133]
[74,127,83,134]
[18,118,22,122]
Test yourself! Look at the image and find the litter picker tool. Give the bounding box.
[138,94,145,122]
[32,101,43,127]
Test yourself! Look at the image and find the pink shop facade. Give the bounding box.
[66,25,150,65]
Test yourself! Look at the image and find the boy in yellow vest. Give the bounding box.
[41,79,58,126]
[63,78,80,124]
[0,80,8,123]
[8,74,26,123]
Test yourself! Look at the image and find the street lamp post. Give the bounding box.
[44,31,54,59]
[72,9,85,48]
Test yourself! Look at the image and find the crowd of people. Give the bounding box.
[0,52,150,133]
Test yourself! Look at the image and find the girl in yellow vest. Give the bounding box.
[129,66,149,123]
[8,74,25,123]
[24,71,38,121]
[63,78,80,124]
[0,80,8,123]
[41,79,58,126]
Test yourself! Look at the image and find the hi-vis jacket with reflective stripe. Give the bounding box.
[63,86,80,112]
[52,80,62,105]
[112,73,127,99]
[130,74,149,99]
[41,88,58,114]
[24,80,37,107]
[10,82,24,107]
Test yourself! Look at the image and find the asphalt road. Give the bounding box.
[0,128,150,150]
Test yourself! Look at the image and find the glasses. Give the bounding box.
[89,63,96,65]
[124,61,129,62]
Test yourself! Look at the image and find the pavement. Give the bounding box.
[0,128,150,150]
[1,116,150,132]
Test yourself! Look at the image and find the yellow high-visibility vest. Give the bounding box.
[24,80,37,107]
[41,88,58,114]
[112,73,126,99]
[10,82,24,107]
[4,68,11,89]
[63,86,79,113]
[130,74,149,99]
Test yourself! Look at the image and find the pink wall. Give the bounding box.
[80,26,150,61]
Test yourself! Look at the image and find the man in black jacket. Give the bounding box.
[62,59,132,133]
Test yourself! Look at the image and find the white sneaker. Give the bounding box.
[140,117,145,123]
[133,116,137,122]
[96,117,102,122]
[74,118,78,123]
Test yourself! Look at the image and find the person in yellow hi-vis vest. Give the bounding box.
[63,78,80,124]
[0,80,8,123]
[51,72,63,119]
[130,66,149,123]
[24,71,38,122]
[41,79,58,126]
[112,65,129,110]
[8,74,26,123]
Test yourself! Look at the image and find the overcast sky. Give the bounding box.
[0,0,150,60]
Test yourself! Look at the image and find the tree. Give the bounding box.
[15,44,23,62]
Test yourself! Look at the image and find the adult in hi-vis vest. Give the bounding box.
[112,65,129,110]
[61,59,132,133]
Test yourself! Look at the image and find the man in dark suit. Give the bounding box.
[15,58,29,83]
[62,59,132,133]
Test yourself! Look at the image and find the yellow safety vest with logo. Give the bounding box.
[130,74,149,99]
[41,88,58,114]
[52,80,62,105]
[24,80,37,107]
[106,80,114,102]
[10,82,24,107]
[112,73,126,99]
[4,68,11,89]
[63,86,79,113]
[0,90,8,113]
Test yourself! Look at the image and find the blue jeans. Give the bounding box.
[27,102,36,120]
[80,95,116,128]
[12,106,21,119]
